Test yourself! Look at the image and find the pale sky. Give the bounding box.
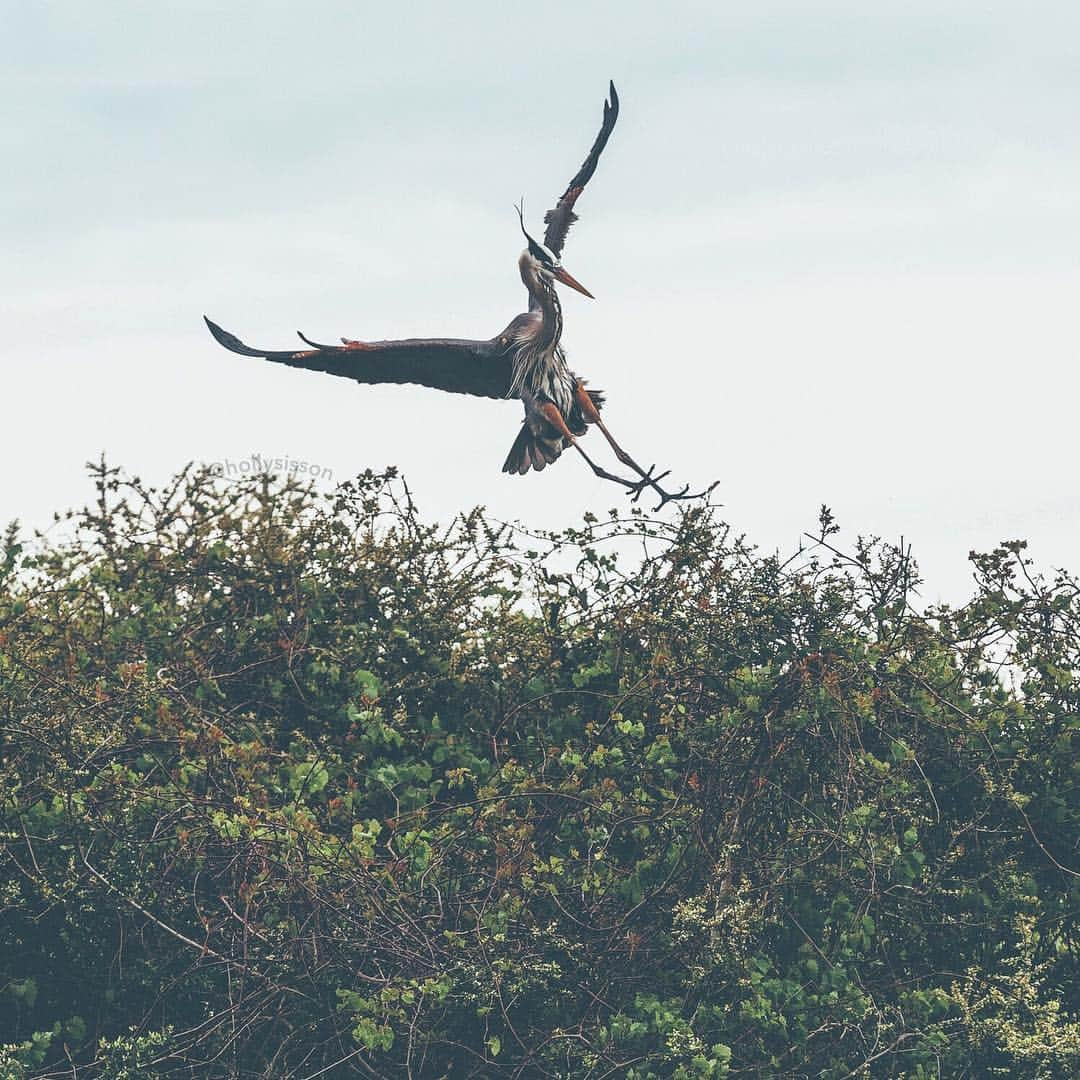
[4,1,1078,603]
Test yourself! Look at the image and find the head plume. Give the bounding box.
[515,200,556,266]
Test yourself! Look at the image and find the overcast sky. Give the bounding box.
[4,1,1078,603]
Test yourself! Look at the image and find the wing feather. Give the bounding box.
[542,81,620,259]
[205,317,514,400]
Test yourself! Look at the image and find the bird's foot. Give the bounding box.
[570,444,717,511]
[586,417,718,510]
[626,464,719,512]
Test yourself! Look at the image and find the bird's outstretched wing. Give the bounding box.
[542,81,620,260]
[204,317,514,400]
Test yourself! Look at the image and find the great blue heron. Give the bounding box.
[204,83,715,508]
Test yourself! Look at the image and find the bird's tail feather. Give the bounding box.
[501,424,565,476]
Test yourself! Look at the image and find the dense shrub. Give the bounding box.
[0,464,1076,1077]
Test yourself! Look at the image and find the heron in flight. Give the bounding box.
[205,83,714,508]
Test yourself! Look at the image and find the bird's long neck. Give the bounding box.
[520,258,563,353]
[509,255,574,409]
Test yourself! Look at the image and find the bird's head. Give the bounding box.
[516,205,594,299]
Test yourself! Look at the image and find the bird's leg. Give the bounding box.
[535,401,648,494]
[574,383,718,509]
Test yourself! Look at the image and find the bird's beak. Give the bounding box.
[553,265,595,299]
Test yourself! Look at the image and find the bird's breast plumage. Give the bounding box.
[509,338,576,419]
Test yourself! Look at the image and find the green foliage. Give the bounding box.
[0,464,1076,1076]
